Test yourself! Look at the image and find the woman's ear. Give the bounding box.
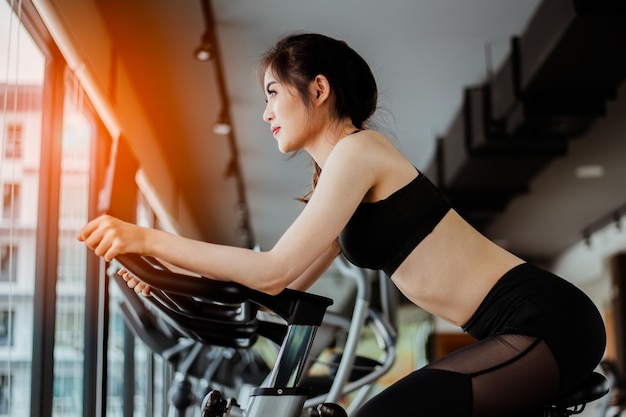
[310,74,331,105]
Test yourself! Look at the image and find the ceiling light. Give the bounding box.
[212,109,232,135]
[194,31,213,61]
[575,164,605,179]
[194,46,212,61]
[213,121,231,136]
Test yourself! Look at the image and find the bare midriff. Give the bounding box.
[390,210,525,327]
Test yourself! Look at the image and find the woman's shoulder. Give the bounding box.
[335,129,392,153]
[328,130,385,165]
[341,129,406,161]
[327,129,411,177]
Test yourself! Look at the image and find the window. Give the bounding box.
[53,372,81,415]
[55,308,83,351]
[0,311,13,347]
[0,374,11,415]
[1,0,54,415]
[1,184,19,220]
[4,124,22,158]
[51,72,95,417]
[0,245,16,283]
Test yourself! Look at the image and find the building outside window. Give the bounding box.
[0,2,42,405]
[4,124,22,159]
[0,374,11,414]
[0,246,16,283]
[0,310,13,347]
[1,184,19,221]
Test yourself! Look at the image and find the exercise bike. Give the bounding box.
[112,253,396,417]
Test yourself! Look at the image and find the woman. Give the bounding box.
[78,33,606,416]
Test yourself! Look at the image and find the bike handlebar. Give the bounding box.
[114,253,333,327]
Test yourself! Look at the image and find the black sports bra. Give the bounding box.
[338,172,451,276]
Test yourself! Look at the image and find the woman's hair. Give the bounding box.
[259,32,377,129]
[258,33,378,201]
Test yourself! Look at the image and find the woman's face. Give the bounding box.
[262,69,313,153]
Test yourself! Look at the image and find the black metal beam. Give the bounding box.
[31,56,64,417]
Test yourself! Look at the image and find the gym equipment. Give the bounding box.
[544,371,609,417]
[111,253,396,417]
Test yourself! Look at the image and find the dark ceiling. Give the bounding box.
[429,1,626,261]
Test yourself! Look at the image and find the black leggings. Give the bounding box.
[354,263,606,417]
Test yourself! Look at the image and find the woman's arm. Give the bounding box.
[287,239,341,292]
[116,239,340,296]
[78,133,380,294]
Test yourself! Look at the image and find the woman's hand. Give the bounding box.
[77,214,149,262]
[118,268,151,297]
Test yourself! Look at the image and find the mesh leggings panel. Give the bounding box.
[354,335,560,417]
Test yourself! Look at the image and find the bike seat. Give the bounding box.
[548,371,609,409]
